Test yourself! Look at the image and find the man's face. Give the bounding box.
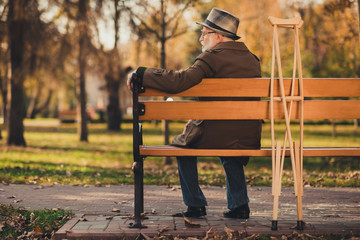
[199,27,219,52]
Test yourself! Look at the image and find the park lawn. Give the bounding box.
[0,203,72,239]
[0,119,359,187]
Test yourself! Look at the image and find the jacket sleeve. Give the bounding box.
[141,52,215,94]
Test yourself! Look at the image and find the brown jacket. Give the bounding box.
[139,41,262,150]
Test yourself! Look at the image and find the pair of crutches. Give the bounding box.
[268,16,304,231]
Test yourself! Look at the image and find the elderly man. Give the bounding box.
[127,8,262,219]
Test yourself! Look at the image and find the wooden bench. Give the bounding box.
[130,77,360,229]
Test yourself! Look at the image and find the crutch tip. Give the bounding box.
[297,220,304,230]
[271,220,278,230]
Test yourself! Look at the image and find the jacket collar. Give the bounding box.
[209,41,249,52]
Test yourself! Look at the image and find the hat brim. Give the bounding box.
[196,21,241,40]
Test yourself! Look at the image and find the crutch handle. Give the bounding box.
[268,16,303,28]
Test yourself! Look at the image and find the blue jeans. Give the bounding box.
[176,156,249,209]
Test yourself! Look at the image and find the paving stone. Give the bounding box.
[72,222,93,230]
[0,184,359,239]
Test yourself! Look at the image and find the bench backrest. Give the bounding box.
[137,78,360,121]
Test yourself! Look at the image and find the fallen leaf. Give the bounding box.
[289,224,297,229]
[140,233,152,240]
[33,185,44,190]
[13,199,22,203]
[247,234,261,240]
[304,233,316,238]
[158,225,170,234]
[53,221,60,227]
[151,208,156,214]
[66,170,72,177]
[79,217,87,221]
[183,216,200,228]
[32,216,40,224]
[224,226,238,238]
[32,225,43,237]
[112,208,121,213]
[238,230,247,238]
[7,195,16,199]
[205,227,217,239]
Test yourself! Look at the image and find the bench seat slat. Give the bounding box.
[139,100,360,120]
[140,78,360,97]
[140,145,360,157]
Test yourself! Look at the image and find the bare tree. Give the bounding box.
[93,0,132,131]
[0,3,9,128]
[6,0,32,146]
[128,0,198,164]
[76,0,89,141]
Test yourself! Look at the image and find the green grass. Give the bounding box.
[0,119,359,187]
[0,203,72,239]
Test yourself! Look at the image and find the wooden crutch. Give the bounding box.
[268,16,304,231]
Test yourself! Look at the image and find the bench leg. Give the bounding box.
[129,157,147,229]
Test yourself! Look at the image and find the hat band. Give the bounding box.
[204,19,236,36]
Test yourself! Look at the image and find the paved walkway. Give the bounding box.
[0,184,359,239]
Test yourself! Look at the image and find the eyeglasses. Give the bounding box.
[200,31,216,37]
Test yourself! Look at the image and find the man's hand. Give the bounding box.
[127,70,137,91]
[182,120,192,135]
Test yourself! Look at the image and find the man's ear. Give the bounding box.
[216,33,224,43]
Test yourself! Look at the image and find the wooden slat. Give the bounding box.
[140,145,360,157]
[140,78,360,97]
[139,100,360,120]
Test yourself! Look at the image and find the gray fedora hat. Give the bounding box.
[196,8,241,40]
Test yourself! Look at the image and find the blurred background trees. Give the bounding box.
[0,0,359,146]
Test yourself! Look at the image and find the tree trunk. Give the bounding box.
[27,89,53,119]
[7,0,27,146]
[77,0,88,142]
[0,72,7,122]
[1,86,6,122]
[106,75,122,131]
[357,0,360,129]
[331,119,337,138]
[160,0,172,165]
[26,84,39,119]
